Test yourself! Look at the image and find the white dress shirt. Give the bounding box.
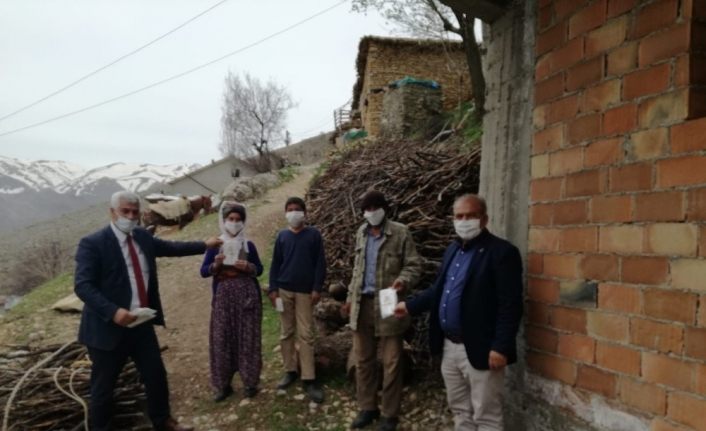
[110,223,150,311]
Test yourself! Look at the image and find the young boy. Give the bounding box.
[268,196,326,403]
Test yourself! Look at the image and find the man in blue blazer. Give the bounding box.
[395,194,523,430]
[75,191,222,431]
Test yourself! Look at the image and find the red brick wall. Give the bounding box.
[529,0,706,429]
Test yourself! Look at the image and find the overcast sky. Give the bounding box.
[0,0,393,167]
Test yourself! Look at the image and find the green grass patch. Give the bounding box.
[5,272,73,320]
[168,212,219,241]
[446,101,482,151]
[309,160,330,186]
[256,235,282,362]
[277,165,299,183]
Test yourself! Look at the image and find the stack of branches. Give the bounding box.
[1,342,148,431]
[307,137,481,368]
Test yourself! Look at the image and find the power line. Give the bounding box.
[0,0,231,123]
[290,98,351,136]
[292,118,333,136]
[0,0,348,139]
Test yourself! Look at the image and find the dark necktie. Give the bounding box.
[126,235,148,307]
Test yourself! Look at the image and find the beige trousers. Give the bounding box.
[441,339,505,431]
[279,289,316,380]
[352,296,404,418]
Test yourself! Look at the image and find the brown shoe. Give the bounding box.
[163,417,194,431]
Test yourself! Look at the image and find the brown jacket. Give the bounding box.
[346,220,423,336]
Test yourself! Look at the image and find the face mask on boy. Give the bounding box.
[285,211,305,227]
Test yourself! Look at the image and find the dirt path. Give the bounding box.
[155,165,334,429]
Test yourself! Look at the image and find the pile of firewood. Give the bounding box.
[0,342,148,431]
[307,137,481,369]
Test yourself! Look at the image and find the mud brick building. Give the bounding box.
[351,36,472,137]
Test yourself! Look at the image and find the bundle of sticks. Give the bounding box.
[0,342,148,431]
[307,137,481,367]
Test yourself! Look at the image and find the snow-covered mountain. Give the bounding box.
[0,157,84,194]
[0,156,200,231]
[0,156,198,195]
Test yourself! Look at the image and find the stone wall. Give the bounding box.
[380,85,443,141]
[526,1,706,430]
[356,38,472,137]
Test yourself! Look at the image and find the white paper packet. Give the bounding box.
[128,307,157,328]
[379,288,398,319]
[275,297,284,313]
[222,239,241,266]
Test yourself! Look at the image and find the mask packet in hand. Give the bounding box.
[379,288,397,319]
[127,307,157,328]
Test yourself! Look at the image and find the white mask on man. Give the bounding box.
[454,219,482,241]
[363,208,385,226]
[224,221,244,236]
[115,216,138,234]
[285,211,305,227]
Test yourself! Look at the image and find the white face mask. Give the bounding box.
[115,216,138,234]
[454,219,482,241]
[224,220,244,236]
[364,208,385,226]
[285,210,305,227]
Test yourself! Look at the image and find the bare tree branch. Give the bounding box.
[425,0,461,34]
[219,72,295,171]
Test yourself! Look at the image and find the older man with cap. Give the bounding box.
[74,190,222,431]
[395,194,523,431]
[341,190,422,431]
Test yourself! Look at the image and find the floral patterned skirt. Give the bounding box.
[209,276,262,390]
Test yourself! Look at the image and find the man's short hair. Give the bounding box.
[285,196,306,212]
[111,191,140,209]
[360,190,388,212]
[453,193,487,215]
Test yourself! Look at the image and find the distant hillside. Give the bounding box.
[0,200,109,294]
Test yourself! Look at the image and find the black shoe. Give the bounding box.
[213,385,233,402]
[302,380,324,403]
[351,410,380,429]
[244,386,258,398]
[377,417,399,431]
[277,371,298,390]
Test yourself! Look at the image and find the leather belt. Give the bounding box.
[446,334,463,344]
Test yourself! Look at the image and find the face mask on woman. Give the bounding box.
[363,208,385,226]
[224,220,244,236]
[285,211,305,227]
[115,217,137,234]
[454,218,482,241]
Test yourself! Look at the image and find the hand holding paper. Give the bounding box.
[127,307,157,328]
[222,240,241,266]
[379,288,398,319]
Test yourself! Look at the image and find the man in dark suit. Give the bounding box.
[75,191,222,431]
[395,194,523,430]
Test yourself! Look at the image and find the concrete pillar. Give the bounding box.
[478,1,539,428]
[478,0,534,256]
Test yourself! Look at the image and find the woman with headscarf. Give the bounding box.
[200,201,264,402]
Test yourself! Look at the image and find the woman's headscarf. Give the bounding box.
[218,200,248,258]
